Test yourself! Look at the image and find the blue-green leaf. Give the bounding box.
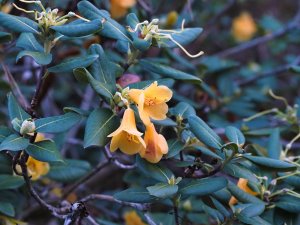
[140,59,201,84]
[267,128,281,159]
[169,102,196,119]
[25,140,63,162]
[137,157,173,182]
[147,183,178,198]
[237,203,265,217]
[16,50,52,65]
[51,19,103,37]
[225,126,245,147]
[84,108,120,148]
[243,155,296,172]
[0,202,15,217]
[188,115,222,149]
[48,54,99,73]
[0,12,39,34]
[7,92,30,122]
[180,177,227,196]
[114,187,156,203]
[227,182,263,204]
[16,32,43,52]
[166,139,185,158]
[35,112,81,133]
[73,67,115,99]
[77,1,132,42]
[48,159,91,183]
[275,195,300,213]
[0,134,29,151]
[155,28,203,48]
[0,175,24,190]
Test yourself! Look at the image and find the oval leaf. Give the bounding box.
[114,187,156,203]
[0,134,29,151]
[16,50,52,65]
[225,126,245,147]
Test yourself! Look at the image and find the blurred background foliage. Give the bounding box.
[0,0,300,224]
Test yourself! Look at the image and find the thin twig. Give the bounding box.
[173,203,180,225]
[237,55,300,86]
[104,145,136,169]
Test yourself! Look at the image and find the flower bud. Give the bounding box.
[20,119,36,136]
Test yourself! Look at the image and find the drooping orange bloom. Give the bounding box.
[128,81,173,125]
[108,108,146,154]
[26,156,50,181]
[229,178,259,205]
[231,12,257,42]
[110,0,136,19]
[140,123,168,163]
[124,210,147,225]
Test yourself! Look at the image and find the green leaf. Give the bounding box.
[0,134,29,151]
[267,128,281,159]
[290,65,300,73]
[180,177,227,196]
[0,12,39,34]
[136,157,174,182]
[16,32,43,52]
[210,197,231,218]
[227,182,263,204]
[88,44,116,85]
[114,187,156,203]
[0,153,12,174]
[156,28,203,48]
[166,139,185,158]
[73,67,115,99]
[169,102,196,119]
[16,50,52,65]
[7,92,30,122]
[0,31,12,44]
[51,19,103,37]
[84,108,120,148]
[188,115,222,149]
[0,202,15,217]
[237,214,271,225]
[237,203,265,217]
[48,159,91,183]
[140,59,202,84]
[0,126,12,143]
[222,163,257,182]
[48,54,99,73]
[147,183,178,198]
[202,203,224,223]
[77,1,132,42]
[0,175,24,190]
[225,126,245,147]
[25,140,63,162]
[278,172,300,188]
[243,155,296,172]
[35,112,81,133]
[275,195,300,213]
[193,146,223,160]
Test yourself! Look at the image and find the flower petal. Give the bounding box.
[144,103,168,121]
[128,89,143,104]
[110,132,123,152]
[144,82,172,103]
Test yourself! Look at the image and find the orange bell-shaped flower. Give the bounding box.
[229,178,259,205]
[108,108,146,155]
[140,123,168,163]
[128,81,172,125]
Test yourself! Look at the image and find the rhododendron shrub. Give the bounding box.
[0,0,299,225]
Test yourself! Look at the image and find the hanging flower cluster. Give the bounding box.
[108,81,172,163]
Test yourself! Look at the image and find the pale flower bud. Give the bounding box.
[20,119,36,136]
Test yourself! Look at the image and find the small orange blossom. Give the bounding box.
[140,123,168,163]
[108,108,146,154]
[124,210,147,225]
[128,81,173,125]
[110,0,136,19]
[231,12,257,42]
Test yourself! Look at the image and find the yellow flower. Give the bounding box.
[231,12,257,42]
[0,215,27,225]
[166,11,178,28]
[124,210,147,225]
[128,81,173,125]
[26,156,50,181]
[16,133,50,180]
[110,0,136,19]
[140,123,168,163]
[229,178,259,205]
[108,108,146,154]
